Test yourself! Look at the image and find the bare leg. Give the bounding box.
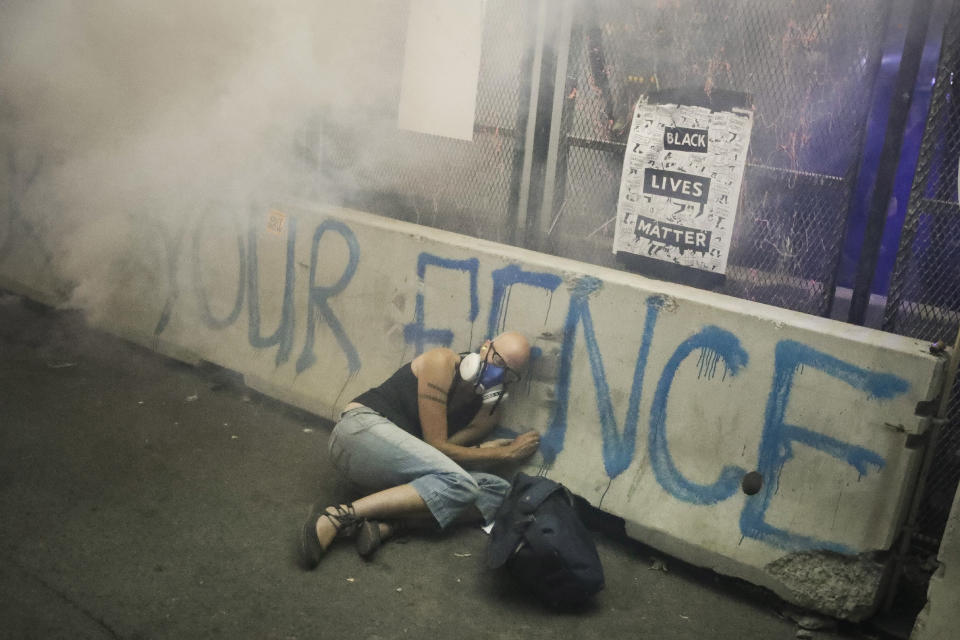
[369,504,484,547]
[350,502,485,560]
[315,484,430,547]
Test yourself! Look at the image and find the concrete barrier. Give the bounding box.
[0,201,945,620]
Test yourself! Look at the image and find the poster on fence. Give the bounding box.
[613,90,753,277]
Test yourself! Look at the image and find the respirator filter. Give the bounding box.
[459,351,509,403]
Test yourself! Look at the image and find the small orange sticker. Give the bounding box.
[266,209,286,235]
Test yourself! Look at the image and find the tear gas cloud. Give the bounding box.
[0,0,407,315]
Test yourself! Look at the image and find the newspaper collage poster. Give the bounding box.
[613,97,753,275]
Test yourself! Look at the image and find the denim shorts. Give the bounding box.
[328,407,510,528]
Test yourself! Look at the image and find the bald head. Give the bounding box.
[489,331,530,370]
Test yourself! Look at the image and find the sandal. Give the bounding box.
[324,503,363,538]
[356,520,407,559]
[299,503,362,570]
[355,520,383,559]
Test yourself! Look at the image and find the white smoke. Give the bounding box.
[0,0,406,314]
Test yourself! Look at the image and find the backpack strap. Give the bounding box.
[515,477,563,515]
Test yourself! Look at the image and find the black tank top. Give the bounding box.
[351,363,482,439]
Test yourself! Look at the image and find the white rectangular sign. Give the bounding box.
[613,97,753,274]
[397,0,485,141]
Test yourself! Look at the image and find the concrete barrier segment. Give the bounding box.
[0,201,945,620]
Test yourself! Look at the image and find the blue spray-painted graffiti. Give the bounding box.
[649,326,749,505]
[740,340,909,552]
[487,264,563,338]
[541,278,666,479]
[403,255,479,353]
[247,217,296,366]
[404,255,913,552]
[487,264,562,364]
[192,216,245,330]
[402,257,562,391]
[154,223,187,336]
[402,259,564,357]
[156,214,360,373]
[296,219,361,375]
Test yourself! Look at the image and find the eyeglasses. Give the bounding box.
[487,342,522,385]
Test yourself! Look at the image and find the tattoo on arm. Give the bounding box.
[427,382,449,396]
[418,393,447,406]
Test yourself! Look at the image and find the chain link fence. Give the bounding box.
[884,0,960,552]
[314,1,893,318]
[541,0,891,316]
[312,0,535,246]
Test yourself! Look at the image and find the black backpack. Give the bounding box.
[486,472,605,607]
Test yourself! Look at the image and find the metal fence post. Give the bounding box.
[514,0,549,247]
[848,0,935,325]
[525,0,573,252]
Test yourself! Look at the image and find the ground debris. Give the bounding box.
[453,552,472,558]
[186,394,198,402]
[47,361,77,369]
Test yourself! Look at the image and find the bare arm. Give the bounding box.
[445,408,498,446]
[414,349,538,465]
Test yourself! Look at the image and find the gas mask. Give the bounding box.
[459,344,518,406]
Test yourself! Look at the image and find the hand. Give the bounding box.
[504,430,540,462]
